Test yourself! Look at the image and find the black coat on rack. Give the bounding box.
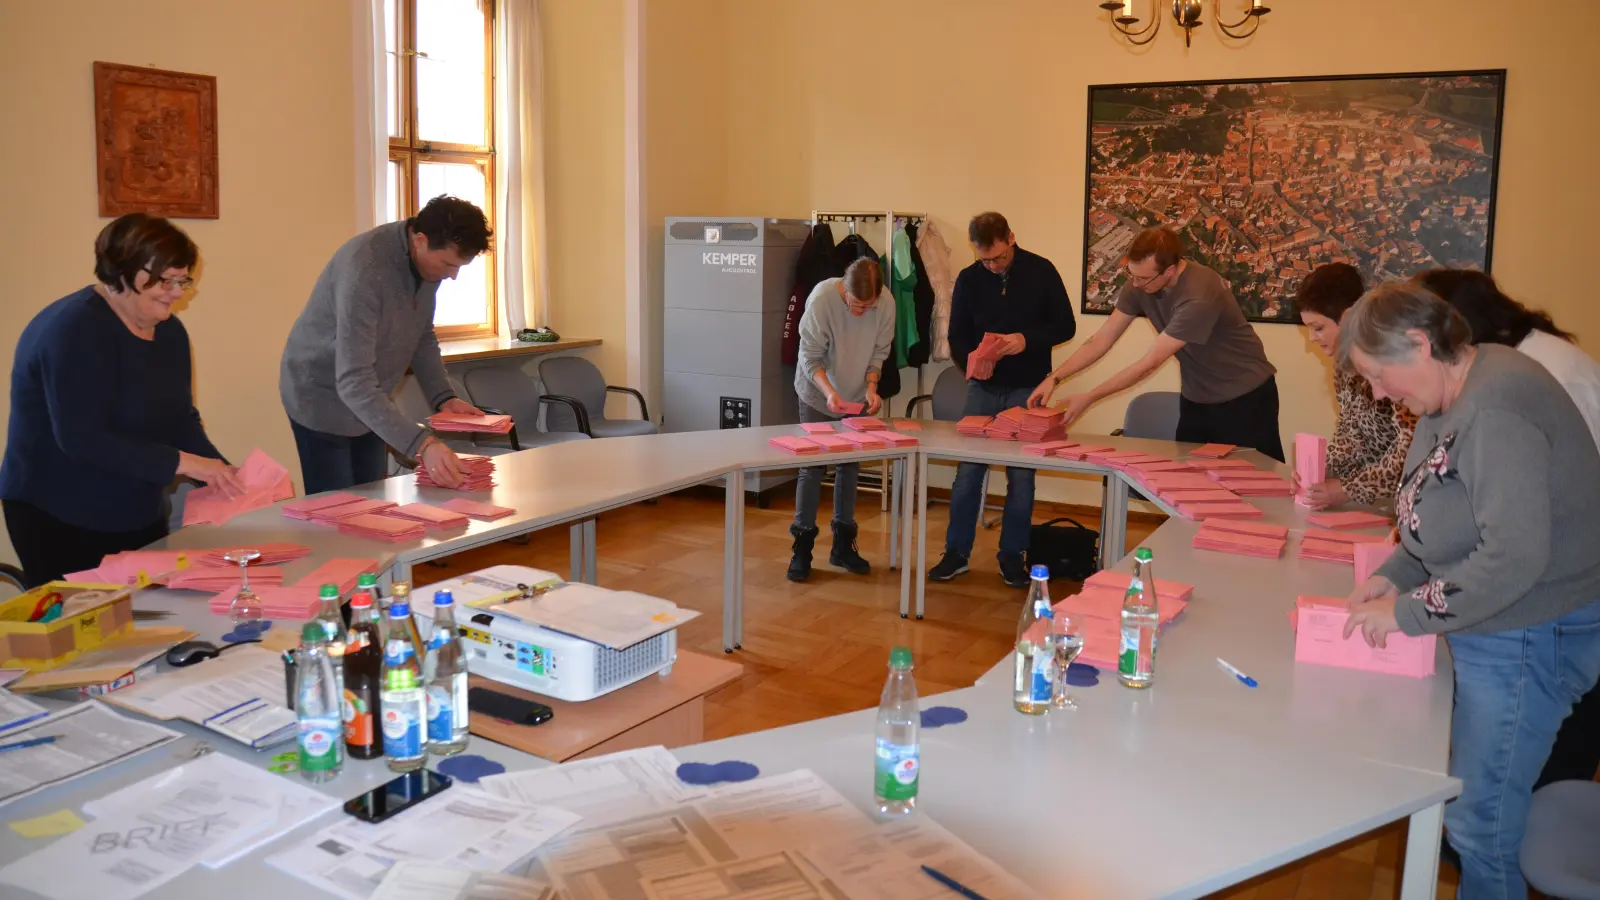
[782,224,838,367]
[904,222,934,369]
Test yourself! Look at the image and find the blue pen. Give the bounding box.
[1216,658,1259,688]
[0,734,61,753]
[921,865,992,900]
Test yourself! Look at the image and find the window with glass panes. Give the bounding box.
[386,0,496,338]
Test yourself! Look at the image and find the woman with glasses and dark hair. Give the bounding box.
[0,213,240,587]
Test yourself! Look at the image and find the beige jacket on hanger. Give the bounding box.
[916,220,955,362]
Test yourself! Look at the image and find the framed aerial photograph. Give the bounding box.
[1081,70,1505,323]
[94,61,220,219]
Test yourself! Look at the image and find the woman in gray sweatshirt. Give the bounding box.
[1338,282,1600,899]
[787,259,895,582]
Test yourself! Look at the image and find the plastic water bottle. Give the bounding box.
[874,646,919,817]
[296,621,345,783]
[381,605,427,773]
[424,590,470,757]
[1118,548,1160,689]
[314,583,347,697]
[1012,565,1055,715]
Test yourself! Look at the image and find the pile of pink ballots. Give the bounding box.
[1216,475,1294,496]
[957,416,992,436]
[418,454,496,491]
[1187,458,1255,471]
[166,566,285,592]
[1298,527,1388,565]
[441,498,515,520]
[1307,511,1392,531]
[207,556,381,619]
[891,420,921,432]
[769,436,825,456]
[1294,433,1328,507]
[965,333,1009,380]
[182,448,296,527]
[1192,519,1288,557]
[426,412,514,434]
[1189,443,1235,458]
[1022,440,1079,457]
[337,513,426,543]
[840,417,887,432]
[835,400,865,415]
[191,543,311,567]
[386,503,471,529]
[1291,596,1436,678]
[66,550,203,585]
[983,408,1025,440]
[1014,408,1067,442]
[1041,572,1194,669]
[799,422,835,435]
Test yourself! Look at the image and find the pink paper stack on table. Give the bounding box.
[840,417,888,432]
[836,431,889,450]
[426,412,514,434]
[65,550,194,584]
[441,498,515,520]
[836,400,865,415]
[891,420,922,431]
[1186,458,1258,470]
[305,497,399,524]
[1354,540,1398,584]
[1139,473,1220,491]
[418,454,496,491]
[1307,511,1392,531]
[1180,500,1265,520]
[1106,454,1171,471]
[182,448,297,526]
[337,513,428,542]
[1193,526,1285,557]
[1298,537,1354,564]
[808,434,856,452]
[1127,460,1196,476]
[1052,585,1191,668]
[295,557,383,595]
[1203,519,1290,541]
[191,543,312,567]
[1015,407,1068,442]
[1304,527,1389,545]
[965,333,1009,380]
[1055,444,1113,460]
[283,493,367,520]
[1190,443,1237,458]
[799,422,835,435]
[1084,449,1147,464]
[1159,488,1240,504]
[208,584,322,619]
[1084,569,1196,604]
[1022,440,1078,456]
[1217,477,1294,496]
[956,416,992,436]
[1205,468,1281,484]
[769,436,825,456]
[387,502,471,529]
[879,431,919,447]
[166,565,286,592]
[982,407,1028,440]
[1292,596,1437,678]
[1294,433,1329,507]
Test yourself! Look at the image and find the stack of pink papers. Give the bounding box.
[836,431,889,450]
[1193,526,1285,557]
[1298,527,1391,565]
[65,550,193,585]
[1307,511,1392,531]
[1159,489,1240,504]
[191,543,312,567]
[1126,460,1195,476]
[957,416,992,436]
[770,436,824,456]
[337,513,427,543]
[1354,541,1397,584]
[1022,440,1079,457]
[1180,501,1264,520]
[306,498,399,524]
[1050,585,1191,669]
[1292,596,1436,678]
[1205,468,1280,484]
[1295,433,1328,506]
[183,448,296,527]
[808,434,856,453]
[1186,458,1258,470]
[835,400,865,415]
[427,412,514,434]
[982,408,1027,440]
[965,333,1009,380]
[1140,473,1220,491]
[1304,528,1389,545]
[799,422,835,435]
[387,503,471,529]
[441,498,515,520]
[283,493,367,520]
[417,454,496,491]
[891,420,922,432]
[208,584,322,619]
[1217,477,1294,496]
[1104,454,1171,471]
[1054,444,1113,461]
[1190,443,1236,458]
[167,565,285,592]
[1204,519,1290,541]
[296,558,382,595]
[840,417,888,432]
[1015,408,1068,442]
[1298,538,1354,564]
[879,431,919,447]
[1084,570,1195,603]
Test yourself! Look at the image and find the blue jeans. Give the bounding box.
[289,418,391,495]
[1445,600,1600,899]
[944,381,1036,560]
[794,402,858,529]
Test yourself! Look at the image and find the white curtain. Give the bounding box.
[352,0,388,232]
[495,0,550,332]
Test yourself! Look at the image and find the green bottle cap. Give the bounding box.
[319,583,339,599]
[1134,547,1154,562]
[300,621,326,643]
[889,646,913,668]
[357,573,377,588]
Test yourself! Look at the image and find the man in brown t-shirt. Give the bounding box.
[1028,228,1283,460]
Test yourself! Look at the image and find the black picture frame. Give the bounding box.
[1080,69,1506,323]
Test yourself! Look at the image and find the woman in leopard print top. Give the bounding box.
[1293,264,1417,509]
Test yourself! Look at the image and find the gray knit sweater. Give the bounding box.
[280,222,457,458]
[1377,344,1600,636]
[794,278,895,416]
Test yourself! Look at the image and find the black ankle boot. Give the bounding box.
[787,524,820,582]
[829,521,871,575]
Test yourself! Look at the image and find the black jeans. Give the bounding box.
[1176,376,1286,463]
[289,418,391,495]
[2,498,169,589]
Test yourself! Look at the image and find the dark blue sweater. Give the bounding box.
[0,287,223,531]
[948,247,1078,391]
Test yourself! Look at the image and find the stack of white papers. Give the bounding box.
[103,646,296,749]
[0,702,181,809]
[0,687,50,733]
[494,583,700,649]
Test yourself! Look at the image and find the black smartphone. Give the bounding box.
[343,769,453,824]
[468,686,554,726]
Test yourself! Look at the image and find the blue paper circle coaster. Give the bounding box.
[222,620,273,643]
[436,754,506,783]
[919,706,968,728]
[677,761,760,786]
[1066,663,1101,687]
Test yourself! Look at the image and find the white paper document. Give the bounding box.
[82,751,340,868]
[694,770,878,857]
[268,785,580,900]
[803,817,1039,900]
[478,745,704,828]
[371,862,556,900]
[102,646,295,747]
[0,759,279,900]
[639,850,834,900]
[408,564,563,618]
[0,701,181,808]
[495,583,700,649]
[0,687,50,732]
[0,668,27,687]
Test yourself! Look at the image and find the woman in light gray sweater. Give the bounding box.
[787,259,895,582]
[1339,282,1600,899]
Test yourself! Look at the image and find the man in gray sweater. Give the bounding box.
[280,196,490,493]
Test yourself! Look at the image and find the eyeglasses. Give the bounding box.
[146,270,195,291]
[1125,266,1171,287]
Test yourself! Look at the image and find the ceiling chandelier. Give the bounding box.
[1099,0,1272,47]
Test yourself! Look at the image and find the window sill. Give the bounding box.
[439,336,602,363]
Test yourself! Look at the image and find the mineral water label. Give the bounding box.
[299,716,341,771]
[874,738,919,801]
[426,676,469,740]
[381,694,424,758]
[343,689,373,746]
[1030,649,1053,702]
[1119,627,1138,676]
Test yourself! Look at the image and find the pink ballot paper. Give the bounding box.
[182,448,295,526]
[1354,541,1398,585]
[1293,596,1437,678]
[1308,511,1392,530]
[799,422,835,434]
[1295,433,1328,507]
[441,498,515,520]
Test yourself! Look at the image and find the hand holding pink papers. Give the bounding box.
[1293,595,1436,677]
[1307,511,1392,530]
[417,454,496,491]
[1295,433,1329,507]
[441,498,515,520]
[182,448,296,527]
[966,333,1009,380]
[426,412,514,434]
[835,400,865,415]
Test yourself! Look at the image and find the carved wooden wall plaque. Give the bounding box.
[93,61,219,218]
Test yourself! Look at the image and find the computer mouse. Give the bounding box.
[166,640,222,668]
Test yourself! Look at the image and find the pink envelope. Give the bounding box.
[836,400,865,415]
[1307,511,1392,530]
[891,420,922,432]
[1190,443,1236,458]
[1180,501,1263,520]
[1295,433,1329,507]
[1160,489,1241,504]
[1354,541,1398,585]
[879,432,919,447]
[1140,473,1219,491]
[840,417,888,432]
[769,436,824,455]
[1187,458,1257,470]
[1084,570,1195,604]
[835,431,889,450]
[1193,527,1284,557]
[799,422,835,434]
[1022,440,1078,456]
[1304,528,1389,545]
[183,448,296,527]
[292,557,381,595]
[306,498,397,523]
[1293,596,1437,678]
[440,498,515,520]
[1298,537,1354,564]
[1204,467,1282,480]
[1128,461,1196,475]
[1204,519,1290,540]
[283,493,366,520]
[807,434,856,453]
[387,503,471,529]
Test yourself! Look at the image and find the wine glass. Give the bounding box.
[1049,612,1084,710]
[223,548,264,635]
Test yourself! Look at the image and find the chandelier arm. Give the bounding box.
[1216,14,1262,39]
[1213,0,1256,30]
[1112,6,1162,43]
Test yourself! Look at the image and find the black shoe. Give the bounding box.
[787,524,819,582]
[828,521,871,575]
[1440,835,1460,873]
[998,553,1029,589]
[928,552,970,582]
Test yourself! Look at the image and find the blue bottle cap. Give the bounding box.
[1030,564,1050,580]
[390,600,411,617]
[433,590,454,607]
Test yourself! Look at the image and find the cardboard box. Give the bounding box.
[0,581,135,672]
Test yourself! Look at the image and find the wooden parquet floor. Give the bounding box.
[414,483,1461,899]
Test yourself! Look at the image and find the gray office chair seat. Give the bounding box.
[1114,391,1181,441]
[538,355,658,438]
[588,418,661,439]
[1521,780,1600,899]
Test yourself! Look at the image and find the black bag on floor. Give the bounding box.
[1027,517,1100,582]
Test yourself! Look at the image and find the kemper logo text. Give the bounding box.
[702,252,757,266]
